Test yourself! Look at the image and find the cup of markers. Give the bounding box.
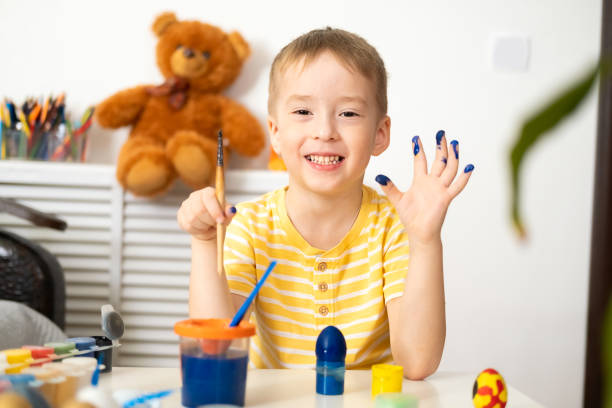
[0,95,94,162]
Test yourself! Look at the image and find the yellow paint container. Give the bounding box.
[371,363,403,398]
[1,349,32,374]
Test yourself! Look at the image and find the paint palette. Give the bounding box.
[1,343,121,373]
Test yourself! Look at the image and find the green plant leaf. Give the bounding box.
[510,63,599,238]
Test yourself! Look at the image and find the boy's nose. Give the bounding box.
[314,117,337,140]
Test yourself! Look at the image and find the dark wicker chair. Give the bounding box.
[0,198,67,330]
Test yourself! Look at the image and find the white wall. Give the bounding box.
[0,1,602,406]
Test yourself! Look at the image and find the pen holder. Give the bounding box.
[3,128,26,159]
[1,124,90,162]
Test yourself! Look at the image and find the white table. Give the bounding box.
[99,367,543,407]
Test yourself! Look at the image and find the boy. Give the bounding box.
[177,27,473,379]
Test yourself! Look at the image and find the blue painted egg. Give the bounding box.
[316,326,347,362]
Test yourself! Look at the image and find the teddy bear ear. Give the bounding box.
[227,31,251,62]
[152,12,178,37]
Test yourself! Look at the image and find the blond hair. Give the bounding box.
[268,27,388,116]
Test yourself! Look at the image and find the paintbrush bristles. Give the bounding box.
[217,129,223,166]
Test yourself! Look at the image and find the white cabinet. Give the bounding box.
[0,160,287,366]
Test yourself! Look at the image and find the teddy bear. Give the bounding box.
[95,12,265,197]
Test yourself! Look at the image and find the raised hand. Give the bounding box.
[177,187,236,242]
[375,130,474,245]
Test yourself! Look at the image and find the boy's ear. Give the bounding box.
[372,115,391,156]
[268,116,281,155]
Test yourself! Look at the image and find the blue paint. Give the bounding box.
[450,140,459,159]
[375,174,390,186]
[0,374,34,385]
[68,337,95,357]
[315,326,346,396]
[123,389,175,407]
[181,349,249,407]
[316,361,345,395]
[412,136,420,155]
[436,130,445,146]
[464,164,475,173]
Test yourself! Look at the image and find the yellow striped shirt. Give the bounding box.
[224,185,410,369]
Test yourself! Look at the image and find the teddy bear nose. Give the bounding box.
[183,48,195,58]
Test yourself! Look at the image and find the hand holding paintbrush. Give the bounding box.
[177,129,236,283]
[177,166,236,242]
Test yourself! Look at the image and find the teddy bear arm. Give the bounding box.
[95,85,151,129]
[218,97,265,157]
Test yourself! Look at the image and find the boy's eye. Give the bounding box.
[293,109,311,115]
[340,111,359,117]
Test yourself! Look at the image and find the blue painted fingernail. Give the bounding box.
[436,130,445,146]
[412,136,420,155]
[450,140,459,159]
[464,164,474,173]
[442,157,447,164]
[375,174,390,186]
[230,206,237,214]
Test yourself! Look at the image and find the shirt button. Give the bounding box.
[319,306,329,316]
[317,262,327,272]
[318,282,328,292]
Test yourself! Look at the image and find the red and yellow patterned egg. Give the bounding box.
[472,368,507,408]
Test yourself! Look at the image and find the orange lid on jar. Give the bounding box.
[174,318,255,339]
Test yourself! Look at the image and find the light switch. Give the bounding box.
[490,34,530,72]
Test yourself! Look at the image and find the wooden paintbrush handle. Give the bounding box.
[216,166,225,276]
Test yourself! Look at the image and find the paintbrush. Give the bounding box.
[216,129,225,276]
[230,261,277,327]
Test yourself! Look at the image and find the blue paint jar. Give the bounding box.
[67,337,95,357]
[316,326,347,395]
[181,349,249,406]
[174,318,255,407]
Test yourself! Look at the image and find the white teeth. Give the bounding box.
[307,155,341,165]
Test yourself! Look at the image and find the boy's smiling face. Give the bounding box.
[268,51,390,196]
